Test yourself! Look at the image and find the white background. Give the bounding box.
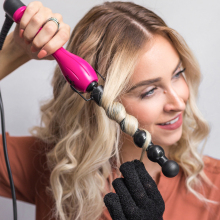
[0,0,220,219]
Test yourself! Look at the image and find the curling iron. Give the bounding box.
[1,0,179,219]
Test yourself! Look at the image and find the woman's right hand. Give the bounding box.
[12,1,71,60]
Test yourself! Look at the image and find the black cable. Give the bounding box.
[0,14,14,50]
[0,90,17,220]
[0,13,17,220]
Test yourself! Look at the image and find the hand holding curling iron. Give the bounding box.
[4,0,99,93]
[10,1,71,61]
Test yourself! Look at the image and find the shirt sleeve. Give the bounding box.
[0,133,49,204]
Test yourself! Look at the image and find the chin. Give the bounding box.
[153,126,183,147]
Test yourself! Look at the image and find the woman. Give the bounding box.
[0,1,220,220]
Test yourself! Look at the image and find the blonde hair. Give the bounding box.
[31,1,215,219]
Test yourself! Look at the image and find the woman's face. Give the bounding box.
[121,34,189,148]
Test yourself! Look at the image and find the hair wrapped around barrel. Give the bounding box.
[91,85,179,178]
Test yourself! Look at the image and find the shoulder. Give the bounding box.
[203,155,220,174]
[0,133,53,203]
[202,156,220,188]
[3,132,42,145]
[2,132,52,153]
[203,155,220,187]
[0,133,52,173]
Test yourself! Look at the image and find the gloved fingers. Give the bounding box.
[112,178,140,218]
[133,160,165,210]
[104,192,127,220]
[119,161,151,208]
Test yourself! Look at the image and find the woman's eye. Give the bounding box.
[173,68,186,79]
[141,87,158,99]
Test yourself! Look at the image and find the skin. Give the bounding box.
[120,35,189,183]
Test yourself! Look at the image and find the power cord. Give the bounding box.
[0,14,14,50]
[0,13,17,220]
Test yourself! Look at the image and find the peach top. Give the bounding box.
[0,134,220,220]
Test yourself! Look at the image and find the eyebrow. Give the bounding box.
[127,60,182,93]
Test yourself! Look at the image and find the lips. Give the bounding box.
[157,113,183,130]
[157,113,182,125]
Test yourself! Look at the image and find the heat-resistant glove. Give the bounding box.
[104,160,165,220]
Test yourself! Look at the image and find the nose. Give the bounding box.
[163,88,186,112]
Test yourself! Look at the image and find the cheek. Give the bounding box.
[121,98,163,131]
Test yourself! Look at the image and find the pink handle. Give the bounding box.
[13,6,98,92]
[52,48,98,92]
[13,6,26,23]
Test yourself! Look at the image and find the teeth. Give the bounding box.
[160,117,179,125]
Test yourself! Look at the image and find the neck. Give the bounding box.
[120,134,170,184]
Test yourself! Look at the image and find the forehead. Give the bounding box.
[131,34,180,83]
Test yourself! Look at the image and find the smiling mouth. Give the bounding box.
[157,113,181,125]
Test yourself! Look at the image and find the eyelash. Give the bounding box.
[173,68,186,79]
[141,87,158,99]
[141,68,186,99]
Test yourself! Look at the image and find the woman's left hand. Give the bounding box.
[104,160,165,220]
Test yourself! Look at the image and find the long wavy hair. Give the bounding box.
[31,1,214,220]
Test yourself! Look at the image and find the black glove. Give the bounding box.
[104,160,165,220]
